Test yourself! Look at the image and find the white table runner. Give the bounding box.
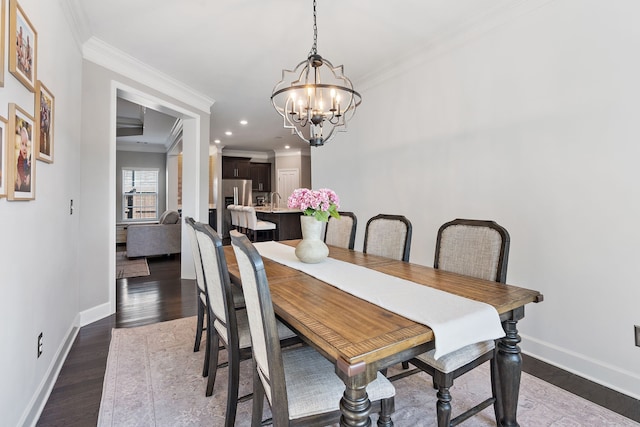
[254,241,505,359]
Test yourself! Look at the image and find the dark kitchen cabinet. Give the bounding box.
[250,162,271,192]
[222,156,251,179]
[256,211,302,241]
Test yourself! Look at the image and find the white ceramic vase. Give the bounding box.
[295,215,329,263]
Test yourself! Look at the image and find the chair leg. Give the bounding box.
[251,362,265,427]
[205,329,221,396]
[377,396,395,427]
[436,385,452,427]
[490,353,502,423]
[194,297,205,352]
[202,309,210,377]
[224,346,241,427]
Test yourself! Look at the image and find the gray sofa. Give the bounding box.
[126,210,182,258]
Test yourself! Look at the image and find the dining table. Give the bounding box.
[223,240,543,427]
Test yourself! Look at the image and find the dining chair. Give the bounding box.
[243,206,277,242]
[363,214,413,369]
[184,217,208,358]
[230,231,396,427]
[363,214,412,262]
[193,223,299,427]
[323,211,357,250]
[185,217,245,377]
[409,218,510,427]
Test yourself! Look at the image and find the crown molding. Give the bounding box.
[222,149,273,161]
[83,37,214,113]
[59,0,91,52]
[274,148,308,157]
[358,0,557,91]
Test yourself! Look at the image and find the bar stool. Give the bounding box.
[243,206,276,241]
[228,205,239,232]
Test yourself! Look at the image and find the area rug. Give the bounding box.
[116,252,150,279]
[98,317,639,426]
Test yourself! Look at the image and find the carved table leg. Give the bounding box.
[340,384,372,427]
[496,317,522,427]
[336,359,376,427]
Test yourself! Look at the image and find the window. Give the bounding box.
[122,168,159,220]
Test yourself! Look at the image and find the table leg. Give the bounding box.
[496,317,522,427]
[340,384,372,427]
[336,359,376,427]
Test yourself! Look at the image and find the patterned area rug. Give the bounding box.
[98,317,639,426]
[115,252,150,279]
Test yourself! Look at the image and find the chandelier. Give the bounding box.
[270,0,361,147]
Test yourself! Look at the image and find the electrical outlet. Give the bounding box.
[70,199,73,215]
[635,325,640,348]
[38,333,43,358]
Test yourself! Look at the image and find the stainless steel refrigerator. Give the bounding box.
[221,179,252,238]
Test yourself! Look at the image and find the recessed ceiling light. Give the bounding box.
[285,145,290,149]
[214,139,221,144]
[240,120,248,125]
[225,131,232,136]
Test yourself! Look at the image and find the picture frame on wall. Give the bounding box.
[8,0,37,92]
[7,103,36,201]
[36,81,54,163]
[0,115,8,197]
[0,0,6,87]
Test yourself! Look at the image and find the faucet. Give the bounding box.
[270,192,282,211]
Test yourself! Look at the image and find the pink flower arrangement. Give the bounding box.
[287,188,341,222]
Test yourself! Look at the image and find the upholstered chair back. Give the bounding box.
[185,217,206,296]
[194,224,232,341]
[230,231,287,414]
[237,206,248,230]
[363,214,412,262]
[434,219,510,283]
[324,212,357,250]
[244,206,259,229]
[228,205,239,229]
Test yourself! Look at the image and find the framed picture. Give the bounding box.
[7,103,36,201]
[0,0,6,87]
[36,81,54,163]
[8,0,37,92]
[0,115,7,197]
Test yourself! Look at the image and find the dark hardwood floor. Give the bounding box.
[36,253,640,425]
[37,253,196,427]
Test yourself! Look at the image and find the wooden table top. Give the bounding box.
[223,241,543,369]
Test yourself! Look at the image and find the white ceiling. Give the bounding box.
[70,0,514,153]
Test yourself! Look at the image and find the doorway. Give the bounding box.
[277,168,300,202]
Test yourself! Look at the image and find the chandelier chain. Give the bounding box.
[272,0,361,146]
[309,0,318,57]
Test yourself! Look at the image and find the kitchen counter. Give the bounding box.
[254,207,301,214]
[255,209,303,241]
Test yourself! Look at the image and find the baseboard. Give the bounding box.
[20,313,80,427]
[80,301,114,327]
[521,333,640,400]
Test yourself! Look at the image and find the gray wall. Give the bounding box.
[313,0,640,399]
[0,1,83,425]
[115,150,167,221]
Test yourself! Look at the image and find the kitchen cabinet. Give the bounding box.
[208,208,217,230]
[222,156,251,179]
[250,162,271,192]
[256,211,302,241]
